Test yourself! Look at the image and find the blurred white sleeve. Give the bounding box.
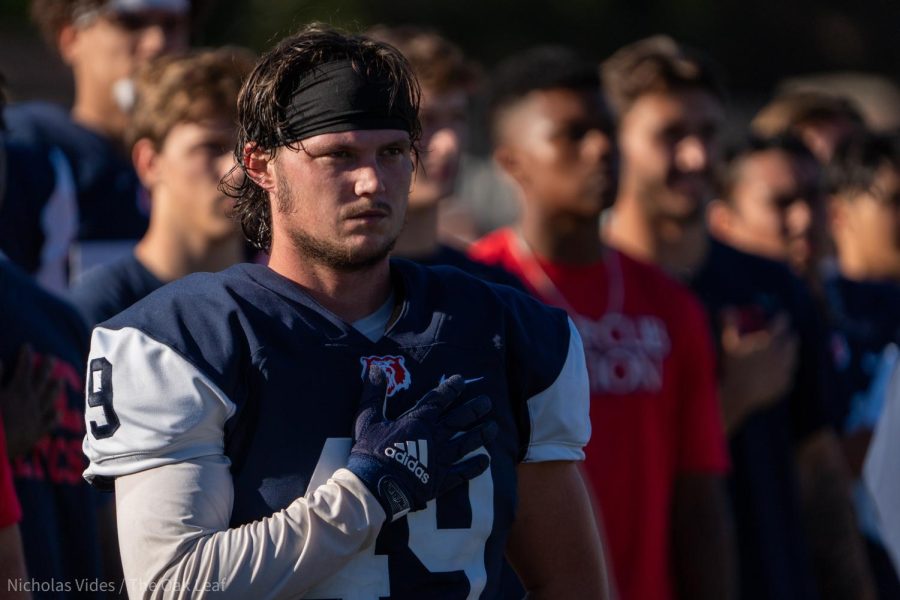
[864,359,900,576]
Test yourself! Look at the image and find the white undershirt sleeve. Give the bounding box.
[115,457,385,599]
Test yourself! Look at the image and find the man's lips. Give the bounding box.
[344,205,391,222]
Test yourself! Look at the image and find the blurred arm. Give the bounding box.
[671,473,736,600]
[506,461,610,599]
[797,429,876,600]
[0,524,29,600]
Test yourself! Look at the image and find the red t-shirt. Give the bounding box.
[470,228,728,600]
[0,412,22,528]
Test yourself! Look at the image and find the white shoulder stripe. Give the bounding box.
[524,318,591,462]
[83,326,237,483]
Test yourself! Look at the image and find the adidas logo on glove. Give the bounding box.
[384,440,430,484]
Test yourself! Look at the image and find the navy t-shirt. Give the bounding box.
[69,253,163,328]
[689,238,826,600]
[5,102,149,280]
[823,274,900,434]
[0,257,103,598]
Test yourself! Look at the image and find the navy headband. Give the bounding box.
[277,59,415,145]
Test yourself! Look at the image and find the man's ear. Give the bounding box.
[243,143,276,191]
[132,138,159,189]
[57,23,80,66]
[706,198,735,240]
[494,144,525,184]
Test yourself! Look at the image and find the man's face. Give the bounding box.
[498,88,617,218]
[409,87,468,209]
[269,129,413,271]
[618,88,724,223]
[834,163,900,275]
[66,8,189,109]
[151,117,240,241]
[723,149,825,273]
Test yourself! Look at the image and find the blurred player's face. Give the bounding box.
[270,130,413,271]
[618,88,724,223]
[832,164,900,276]
[143,117,240,241]
[64,9,189,111]
[717,149,825,273]
[409,87,468,210]
[497,88,617,218]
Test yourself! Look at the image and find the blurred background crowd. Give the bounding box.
[1,0,900,599]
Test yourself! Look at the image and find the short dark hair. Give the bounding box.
[224,23,422,253]
[366,25,479,94]
[827,132,900,198]
[752,91,865,139]
[601,35,726,119]
[719,135,817,202]
[487,45,600,141]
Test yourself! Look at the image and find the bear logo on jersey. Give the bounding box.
[359,355,412,397]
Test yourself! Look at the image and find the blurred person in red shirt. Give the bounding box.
[470,45,732,600]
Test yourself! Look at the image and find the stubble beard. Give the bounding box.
[637,177,707,227]
[275,172,399,273]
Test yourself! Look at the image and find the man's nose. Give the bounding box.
[354,162,386,197]
[675,136,709,172]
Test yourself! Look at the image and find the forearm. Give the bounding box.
[507,462,609,599]
[0,524,29,600]
[116,457,385,599]
[671,474,736,600]
[796,431,876,600]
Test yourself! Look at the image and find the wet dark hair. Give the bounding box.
[222,23,421,253]
[827,132,900,198]
[487,45,600,142]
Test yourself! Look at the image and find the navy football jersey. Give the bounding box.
[5,102,148,282]
[83,260,589,598]
[689,238,825,600]
[823,274,900,434]
[0,134,77,292]
[411,244,527,291]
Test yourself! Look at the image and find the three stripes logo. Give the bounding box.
[384,440,430,484]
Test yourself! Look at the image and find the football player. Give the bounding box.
[3,0,190,284]
[69,47,255,327]
[82,24,608,598]
[603,35,874,600]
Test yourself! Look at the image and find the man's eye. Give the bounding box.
[205,143,229,155]
[382,146,406,157]
[567,125,590,141]
[328,150,351,159]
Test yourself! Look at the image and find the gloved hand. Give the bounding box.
[347,368,497,521]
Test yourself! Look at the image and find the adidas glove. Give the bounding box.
[347,368,497,521]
